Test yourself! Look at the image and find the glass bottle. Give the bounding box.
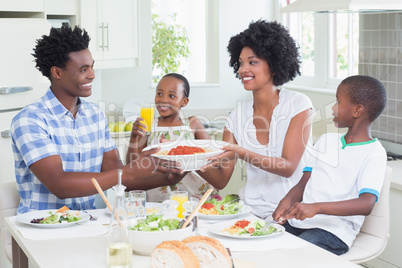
[107,169,132,268]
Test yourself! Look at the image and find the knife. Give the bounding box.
[226,248,235,268]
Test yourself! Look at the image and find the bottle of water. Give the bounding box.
[107,169,132,268]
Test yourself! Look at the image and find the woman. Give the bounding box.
[199,20,314,219]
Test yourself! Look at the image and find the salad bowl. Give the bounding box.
[128,215,193,255]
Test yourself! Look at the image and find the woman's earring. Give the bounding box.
[236,72,241,79]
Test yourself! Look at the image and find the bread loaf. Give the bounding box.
[182,236,231,268]
[150,240,200,268]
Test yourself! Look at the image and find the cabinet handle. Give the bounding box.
[99,23,104,50]
[1,130,11,138]
[0,87,32,95]
[105,23,109,51]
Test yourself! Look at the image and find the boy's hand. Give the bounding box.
[273,198,292,223]
[131,117,147,137]
[283,202,317,221]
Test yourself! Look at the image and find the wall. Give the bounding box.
[360,13,402,147]
[99,0,275,118]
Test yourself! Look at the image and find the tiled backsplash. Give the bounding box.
[359,13,402,145]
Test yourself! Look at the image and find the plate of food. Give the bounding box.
[208,219,285,239]
[143,140,229,171]
[16,206,89,228]
[198,194,252,220]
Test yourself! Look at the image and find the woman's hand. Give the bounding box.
[200,144,246,171]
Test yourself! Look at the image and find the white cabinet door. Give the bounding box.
[100,0,138,60]
[0,19,50,110]
[0,0,44,12]
[0,110,19,184]
[80,0,138,69]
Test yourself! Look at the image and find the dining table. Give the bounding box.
[5,208,361,268]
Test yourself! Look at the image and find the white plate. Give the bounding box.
[16,210,90,228]
[144,140,229,171]
[208,220,285,239]
[199,205,252,220]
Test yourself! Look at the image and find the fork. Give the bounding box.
[83,211,98,221]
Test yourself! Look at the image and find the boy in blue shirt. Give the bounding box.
[273,75,387,255]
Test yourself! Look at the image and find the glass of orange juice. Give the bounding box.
[140,104,155,133]
[170,191,188,219]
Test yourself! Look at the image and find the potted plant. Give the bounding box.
[152,13,190,83]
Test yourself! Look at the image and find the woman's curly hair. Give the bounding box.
[32,25,90,80]
[227,20,301,86]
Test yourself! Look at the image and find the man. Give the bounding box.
[11,25,184,214]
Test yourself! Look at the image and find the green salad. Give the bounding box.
[201,194,242,215]
[224,219,279,236]
[31,211,82,224]
[130,214,180,231]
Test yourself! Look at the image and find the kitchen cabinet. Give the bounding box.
[79,0,139,69]
[0,111,19,184]
[111,132,131,165]
[0,0,44,12]
[0,19,51,187]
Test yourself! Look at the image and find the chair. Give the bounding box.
[0,181,20,263]
[341,165,392,264]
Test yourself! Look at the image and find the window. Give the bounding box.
[151,0,218,84]
[281,4,359,89]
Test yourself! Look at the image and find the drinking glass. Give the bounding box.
[162,199,179,219]
[140,104,155,133]
[170,191,188,219]
[183,197,200,235]
[128,190,146,218]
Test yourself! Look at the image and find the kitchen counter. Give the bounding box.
[386,160,402,191]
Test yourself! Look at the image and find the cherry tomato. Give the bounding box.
[221,205,224,210]
[248,228,255,234]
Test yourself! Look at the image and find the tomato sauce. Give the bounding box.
[168,146,205,155]
[234,220,250,228]
[201,203,215,210]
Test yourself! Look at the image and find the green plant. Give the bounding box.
[152,13,190,83]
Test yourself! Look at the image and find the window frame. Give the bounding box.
[281,12,358,92]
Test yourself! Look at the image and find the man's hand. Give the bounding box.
[125,147,183,179]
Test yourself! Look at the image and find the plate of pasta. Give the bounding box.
[208,219,285,239]
[143,140,229,171]
[199,204,252,220]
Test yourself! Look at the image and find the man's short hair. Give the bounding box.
[32,25,90,80]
